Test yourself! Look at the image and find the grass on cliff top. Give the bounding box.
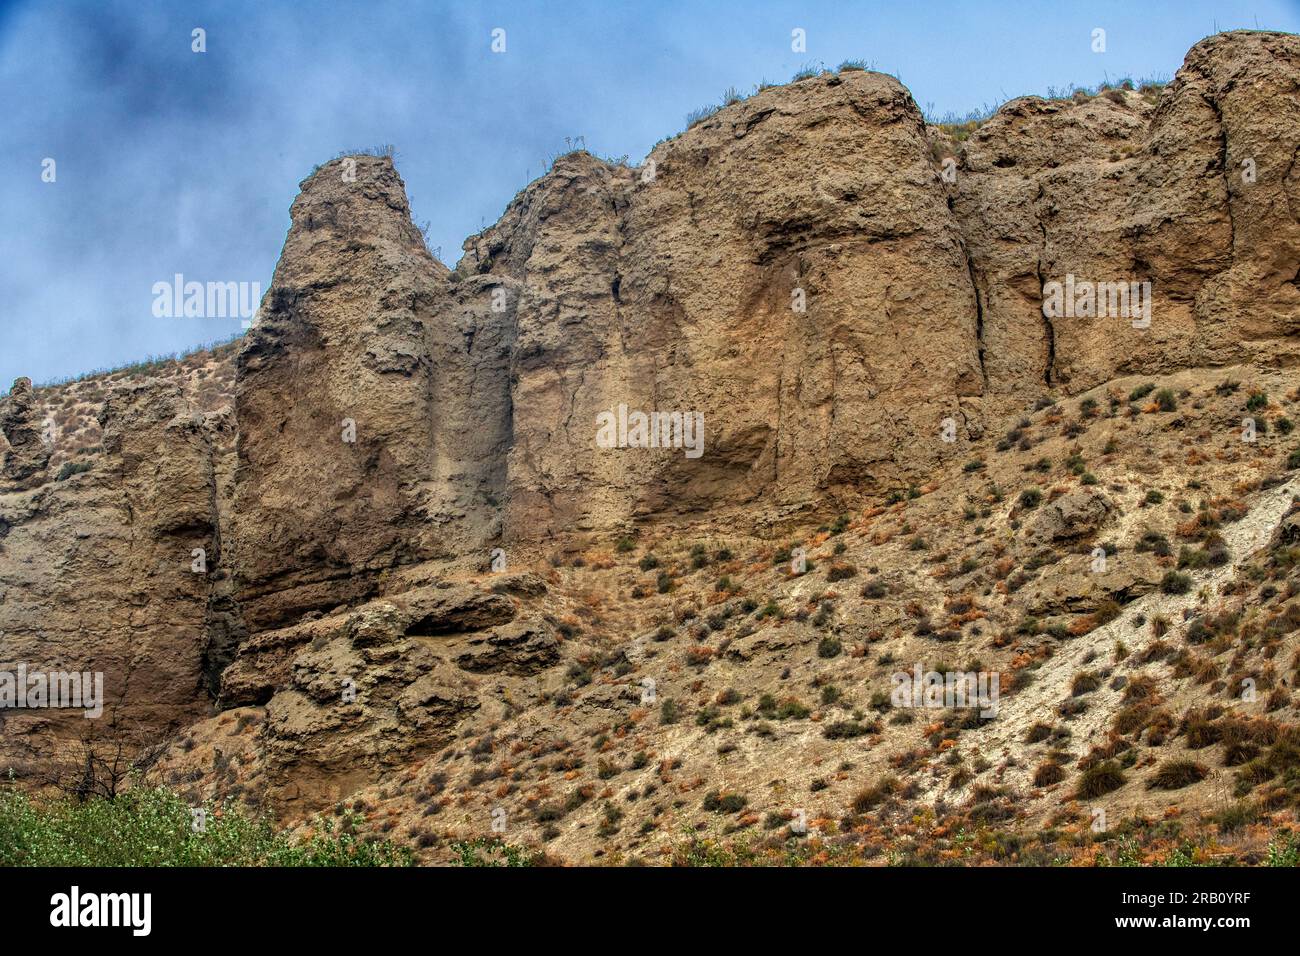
[926,75,1169,138]
[0,784,412,866]
[34,333,243,390]
[676,64,1170,139]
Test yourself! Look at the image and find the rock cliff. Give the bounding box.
[3,31,1300,862]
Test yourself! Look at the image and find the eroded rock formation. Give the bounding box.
[3,31,1299,834]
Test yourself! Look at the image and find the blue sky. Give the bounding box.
[3,0,1298,385]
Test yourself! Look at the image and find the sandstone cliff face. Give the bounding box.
[0,379,232,774]
[4,33,1300,844]
[236,156,447,633]
[229,30,1300,584]
[461,71,984,538]
[957,31,1300,395]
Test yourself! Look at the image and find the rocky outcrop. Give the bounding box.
[0,378,50,484]
[466,71,984,536]
[4,32,1299,830]
[955,30,1300,395]
[0,381,228,776]
[231,31,1300,579]
[1024,488,1115,545]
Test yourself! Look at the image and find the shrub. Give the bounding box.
[776,698,810,720]
[1071,671,1101,696]
[822,720,876,739]
[1033,761,1066,787]
[701,790,747,814]
[860,579,888,599]
[1025,722,1055,744]
[1075,761,1126,798]
[826,564,857,582]
[851,776,900,812]
[1149,759,1208,790]
[1160,571,1193,595]
[685,103,721,128]
[449,836,539,867]
[1212,801,1260,834]
[1019,488,1043,509]
[817,635,843,659]
[1129,382,1156,402]
[1154,388,1177,412]
[1093,599,1122,625]
[0,786,412,867]
[55,460,93,481]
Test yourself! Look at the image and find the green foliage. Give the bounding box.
[1018,487,1043,509]
[684,103,721,128]
[55,460,93,481]
[1267,835,1300,866]
[1076,761,1126,799]
[449,836,538,867]
[0,785,412,866]
[1129,382,1156,402]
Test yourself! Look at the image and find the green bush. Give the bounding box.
[817,635,843,659]
[702,790,748,814]
[55,460,93,481]
[1149,759,1208,791]
[1019,487,1043,509]
[449,836,539,866]
[1076,761,1126,799]
[0,785,412,866]
[1129,382,1156,402]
